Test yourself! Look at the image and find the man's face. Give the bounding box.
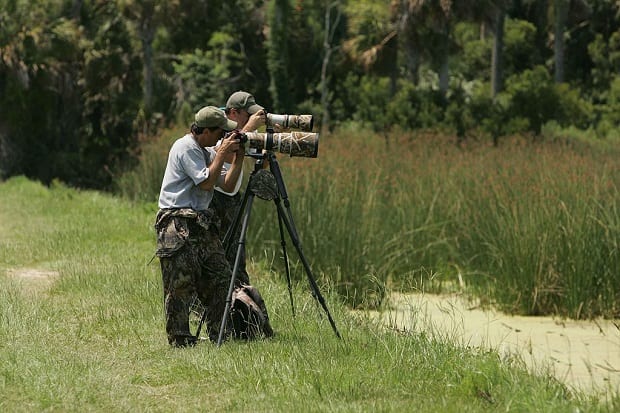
[228,108,250,129]
[196,127,225,147]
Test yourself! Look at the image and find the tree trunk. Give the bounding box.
[491,9,505,98]
[554,0,569,83]
[71,0,82,19]
[320,1,342,134]
[142,23,155,119]
[268,0,292,113]
[437,25,450,98]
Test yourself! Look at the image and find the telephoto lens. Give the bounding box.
[266,114,314,132]
[243,131,319,158]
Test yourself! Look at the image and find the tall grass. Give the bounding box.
[116,129,620,318]
[1,176,617,411]
[114,126,185,202]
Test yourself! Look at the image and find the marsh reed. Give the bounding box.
[118,129,619,318]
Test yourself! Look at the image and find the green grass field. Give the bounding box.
[1,176,618,411]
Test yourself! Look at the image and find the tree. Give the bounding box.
[553,0,569,82]
[517,0,590,84]
[320,0,343,133]
[117,0,181,129]
[398,0,507,96]
[491,7,506,97]
[267,0,293,112]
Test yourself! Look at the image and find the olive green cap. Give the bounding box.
[195,106,237,131]
[226,91,264,115]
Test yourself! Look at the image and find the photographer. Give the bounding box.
[155,106,244,347]
[211,91,268,284]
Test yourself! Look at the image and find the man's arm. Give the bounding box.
[242,110,266,132]
[218,141,245,193]
[198,133,242,192]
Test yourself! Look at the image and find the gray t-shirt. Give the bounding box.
[158,134,225,211]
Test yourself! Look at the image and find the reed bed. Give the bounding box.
[245,131,620,318]
[118,129,620,318]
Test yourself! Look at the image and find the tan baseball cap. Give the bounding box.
[226,91,264,115]
[195,106,237,131]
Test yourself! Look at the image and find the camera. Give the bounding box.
[234,131,319,158]
[266,113,314,132]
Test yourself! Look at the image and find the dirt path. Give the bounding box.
[368,293,620,396]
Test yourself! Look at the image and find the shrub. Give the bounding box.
[502,66,591,135]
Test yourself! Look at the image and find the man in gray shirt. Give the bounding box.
[155,106,244,347]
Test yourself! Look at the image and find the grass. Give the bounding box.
[1,176,618,411]
[115,128,620,318]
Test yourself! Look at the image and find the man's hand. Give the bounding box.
[228,131,246,163]
[243,109,266,132]
[218,132,243,155]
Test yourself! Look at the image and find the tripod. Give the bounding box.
[195,150,341,346]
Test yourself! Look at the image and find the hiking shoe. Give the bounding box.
[170,335,197,348]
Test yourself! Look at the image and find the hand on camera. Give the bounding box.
[228,131,246,158]
[218,132,240,154]
[244,109,266,132]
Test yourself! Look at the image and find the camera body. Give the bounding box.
[235,131,249,145]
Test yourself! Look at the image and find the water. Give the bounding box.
[368,293,620,396]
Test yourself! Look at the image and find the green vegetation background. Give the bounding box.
[3,0,620,189]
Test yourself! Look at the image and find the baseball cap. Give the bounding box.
[195,106,237,131]
[226,91,264,115]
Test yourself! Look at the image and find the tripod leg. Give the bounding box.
[195,186,251,340]
[274,200,341,339]
[265,152,340,339]
[223,187,251,256]
[216,192,256,346]
[275,203,296,317]
[194,195,251,341]
[196,155,268,341]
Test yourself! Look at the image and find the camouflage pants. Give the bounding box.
[158,215,232,345]
[210,190,250,285]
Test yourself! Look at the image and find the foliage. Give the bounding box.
[588,31,620,102]
[172,30,245,113]
[454,22,492,82]
[501,18,541,79]
[0,0,142,187]
[595,75,620,137]
[2,0,620,188]
[277,131,618,318]
[114,125,185,202]
[501,66,591,135]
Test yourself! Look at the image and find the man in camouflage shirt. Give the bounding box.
[155,106,243,347]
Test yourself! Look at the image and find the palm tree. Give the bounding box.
[520,0,590,83]
[400,0,509,96]
[491,1,513,97]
